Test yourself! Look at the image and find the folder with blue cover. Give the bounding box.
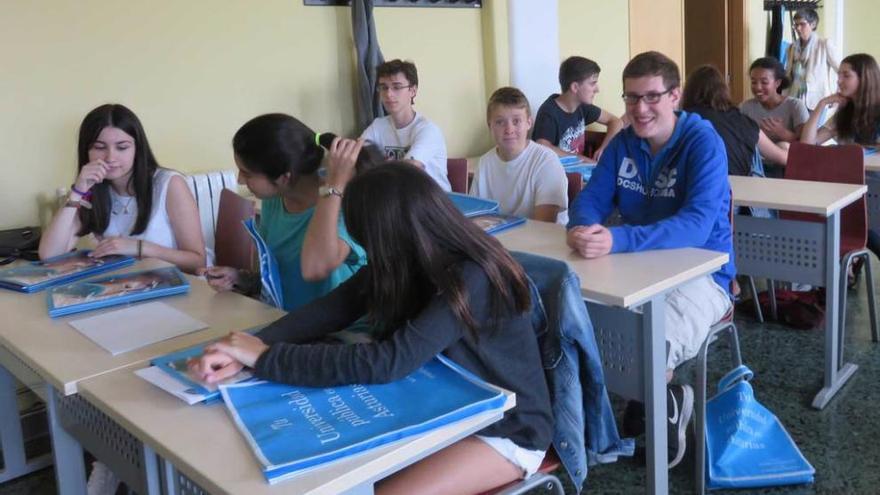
[447,192,500,218]
[46,265,189,318]
[0,250,134,293]
[219,355,507,484]
[471,213,526,235]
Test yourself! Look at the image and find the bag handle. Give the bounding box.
[717,364,754,393]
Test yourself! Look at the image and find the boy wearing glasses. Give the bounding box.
[566,51,735,469]
[532,56,624,163]
[360,59,450,190]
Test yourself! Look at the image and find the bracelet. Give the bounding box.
[137,240,143,259]
[70,184,92,199]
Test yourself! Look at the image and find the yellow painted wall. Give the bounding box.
[559,0,629,117]
[628,0,684,75]
[0,1,488,229]
[844,0,880,57]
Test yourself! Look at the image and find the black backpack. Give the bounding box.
[0,227,41,264]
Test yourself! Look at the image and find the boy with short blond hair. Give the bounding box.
[533,56,624,163]
[470,87,568,224]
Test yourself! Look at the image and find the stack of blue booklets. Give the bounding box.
[470,213,526,235]
[0,250,134,293]
[447,192,499,218]
[46,265,189,318]
[243,219,283,309]
[559,155,596,182]
[219,355,507,484]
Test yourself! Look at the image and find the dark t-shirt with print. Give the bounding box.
[532,94,602,155]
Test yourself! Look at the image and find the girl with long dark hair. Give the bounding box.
[192,161,553,493]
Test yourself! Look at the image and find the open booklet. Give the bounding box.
[242,219,283,309]
[219,354,507,484]
[0,250,134,293]
[135,338,258,405]
[46,265,189,318]
[470,213,526,235]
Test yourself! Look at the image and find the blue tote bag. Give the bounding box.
[706,365,814,489]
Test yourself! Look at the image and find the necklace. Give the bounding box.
[112,196,135,215]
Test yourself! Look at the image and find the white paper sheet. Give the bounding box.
[69,301,207,355]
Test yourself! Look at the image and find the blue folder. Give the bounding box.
[220,355,507,484]
[243,219,283,308]
[151,339,259,404]
[46,265,189,318]
[0,251,134,293]
[447,192,499,218]
[471,213,526,235]
[563,163,596,182]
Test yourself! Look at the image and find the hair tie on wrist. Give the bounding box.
[315,132,322,147]
[71,184,92,199]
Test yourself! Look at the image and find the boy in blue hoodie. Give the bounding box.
[566,51,735,469]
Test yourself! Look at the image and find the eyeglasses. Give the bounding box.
[621,88,673,105]
[377,84,413,93]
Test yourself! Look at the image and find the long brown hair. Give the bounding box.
[835,53,880,145]
[341,162,531,336]
[681,65,733,112]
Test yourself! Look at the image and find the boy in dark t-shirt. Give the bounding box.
[533,56,624,163]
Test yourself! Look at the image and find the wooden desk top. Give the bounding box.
[730,175,866,216]
[0,259,284,395]
[496,221,728,308]
[79,366,514,495]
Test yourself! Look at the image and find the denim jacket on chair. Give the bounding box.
[513,251,634,492]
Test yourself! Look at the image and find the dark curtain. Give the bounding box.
[352,0,385,133]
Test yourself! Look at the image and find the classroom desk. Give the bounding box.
[729,175,867,409]
[861,154,880,233]
[78,366,514,495]
[497,220,728,495]
[0,259,284,495]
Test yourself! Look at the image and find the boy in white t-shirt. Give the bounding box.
[360,59,450,191]
[470,87,568,224]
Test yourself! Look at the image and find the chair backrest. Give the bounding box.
[447,158,469,194]
[566,171,584,207]
[584,130,607,157]
[214,189,256,270]
[186,170,238,264]
[782,142,866,251]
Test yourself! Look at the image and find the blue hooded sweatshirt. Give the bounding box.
[568,111,735,293]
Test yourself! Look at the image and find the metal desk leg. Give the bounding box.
[45,384,86,495]
[642,296,668,495]
[813,211,858,409]
[0,364,52,483]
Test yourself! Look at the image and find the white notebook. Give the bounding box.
[69,301,207,355]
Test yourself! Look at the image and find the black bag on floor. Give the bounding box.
[0,226,41,263]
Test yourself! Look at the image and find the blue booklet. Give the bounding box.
[243,219,283,309]
[563,162,596,182]
[219,355,507,484]
[141,339,257,405]
[0,251,134,293]
[471,213,526,235]
[46,266,189,318]
[447,192,499,218]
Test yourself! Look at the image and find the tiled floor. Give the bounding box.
[3,278,880,494]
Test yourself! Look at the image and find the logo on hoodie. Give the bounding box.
[616,158,677,198]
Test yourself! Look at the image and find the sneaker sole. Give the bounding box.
[668,385,694,469]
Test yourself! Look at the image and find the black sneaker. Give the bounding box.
[622,400,646,437]
[667,384,694,469]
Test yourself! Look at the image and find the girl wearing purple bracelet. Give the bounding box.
[39,104,205,273]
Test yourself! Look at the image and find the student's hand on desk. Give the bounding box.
[205,331,269,369]
[326,137,365,190]
[199,266,240,291]
[90,237,138,258]
[188,350,244,384]
[567,224,612,258]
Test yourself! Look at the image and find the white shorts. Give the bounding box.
[665,275,732,369]
[476,435,546,478]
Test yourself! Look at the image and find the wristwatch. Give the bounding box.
[318,185,344,199]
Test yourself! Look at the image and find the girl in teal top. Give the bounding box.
[204,114,376,311]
